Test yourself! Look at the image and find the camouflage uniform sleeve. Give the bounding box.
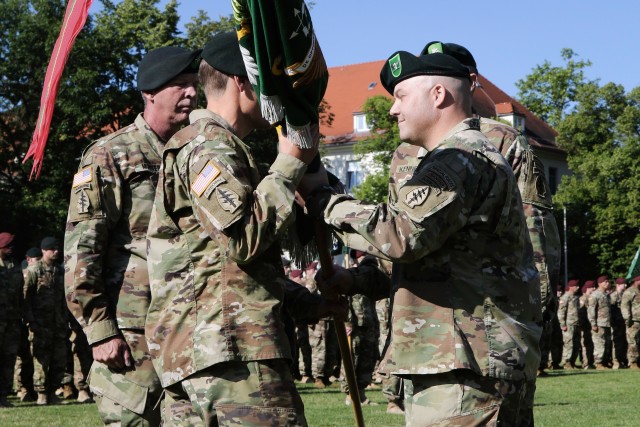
[587,294,598,326]
[22,267,37,325]
[183,140,306,263]
[64,144,121,345]
[558,294,568,328]
[621,291,632,321]
[349,259,392,301]
[323,152,470,263]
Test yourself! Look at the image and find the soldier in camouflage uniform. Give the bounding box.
[609,278,629,368]
[23,237,68,405]
[305,261,340,389]
[308,51,541,426]
[15,247,40,403]
[621,276,640,369]
[145,33,321,426]
[579,281,596,369]
[64,46,200,425]
[588,276,613,369]
[0,232,23,408]
[341,251,380,406]
[558,280,581,368]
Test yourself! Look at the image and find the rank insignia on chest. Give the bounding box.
[72,166,93,188]
[191,161,221,197]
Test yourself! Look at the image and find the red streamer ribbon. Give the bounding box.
[24,0,93,179]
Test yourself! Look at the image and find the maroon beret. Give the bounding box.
[290,269,303,279]
[583,280,596,290]
[596,275,609,284]
[632,276,640,284]
[305,261,318,271]
[615,278,627,285]
[566,279,580,290]
[0,232,14,249]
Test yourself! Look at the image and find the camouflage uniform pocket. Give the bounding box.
[89,361,148,415]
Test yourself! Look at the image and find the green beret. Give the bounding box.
[202,32,247,77]
[40,236,60,250]
[380,51,470,94]
[421,41,477,74]
[137,46,202,91]
[26,247,42,258]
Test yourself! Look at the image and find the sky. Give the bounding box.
[158,0,640,98]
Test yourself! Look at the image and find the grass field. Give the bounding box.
[1,368,639,426]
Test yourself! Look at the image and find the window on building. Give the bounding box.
[548,167,558,194]
[513,115,525,132]
[346,160,363,191]
[353,113,370,133]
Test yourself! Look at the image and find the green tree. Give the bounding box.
[351,95,398,203]
[515,48,592,129]
[0,0,181,252]
[553,82,640,277]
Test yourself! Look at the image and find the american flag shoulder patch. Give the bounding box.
[191,161,221,197]
[72,166,93,188]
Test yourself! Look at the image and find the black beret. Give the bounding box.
[40,236,60,250]
[380,51,470,94]
[26,247,42,258]
[421,41,477,74]
[137,46,202,91]
[201,32,247,77]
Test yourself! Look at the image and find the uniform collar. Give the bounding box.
[135,113,165,156]
[189,109,237,136]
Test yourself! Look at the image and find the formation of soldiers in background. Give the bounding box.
[541,275,640,374]
[0,233,93,407]
[2,229,640,413]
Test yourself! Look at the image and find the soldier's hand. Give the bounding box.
[315,265,355,299]
[277,124,319,165]
[314,297,348,322]
[592,326,598,333]
[627,320,633,328]
[298,160,329,199]
[92,336,133,370]
[561,326,567,332]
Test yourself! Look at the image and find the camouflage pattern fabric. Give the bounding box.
[588,289,612,365]
[579,294,595,367]
[163,360,306,426]
[295,324,312,378]
[319,118,542,382]
[145,109,306,420]
[13,323,34,395]
[309,319,339,381]
[23,260,68,393]
[609,289,628,366]
[70,318,93,392]
[621,286,640,366]
[558,292,581,365]
[0,257,22,398]
[403,370,527,426]
[63,113,163,422]
[91,330,162,426]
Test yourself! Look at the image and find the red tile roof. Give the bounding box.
[320,60,560,151]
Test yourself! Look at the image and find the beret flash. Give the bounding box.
[380,51,470,94]
[137,46,202,91]
[202,32,247,77]
[421,41,478,74]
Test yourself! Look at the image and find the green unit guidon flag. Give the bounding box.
[627,245,640,280]
[232,0,328,148]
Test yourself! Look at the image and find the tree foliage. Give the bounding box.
[515,48,592,129]
[351,95,398,203]
[0,0,181,253]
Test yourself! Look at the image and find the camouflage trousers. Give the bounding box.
[310,319,339,380]
[13,323,33,393]
[0,320,20,397]
[627,322,640,366]
[163,360,307,427]
[90,330,162,427]
[30,326,67,393]
[403,369,527,427]
[296,324,312,378]
[611,321,628,365]
[562,325,582,365]
[381,374,403,404]
[539,317,562,368]
[340,326,379,393]
[580,325,594,367]
[62,327,93,392]
[592,327,612,365]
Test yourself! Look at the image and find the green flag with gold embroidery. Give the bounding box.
[627,245,640,280]
[232,0,328,148]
